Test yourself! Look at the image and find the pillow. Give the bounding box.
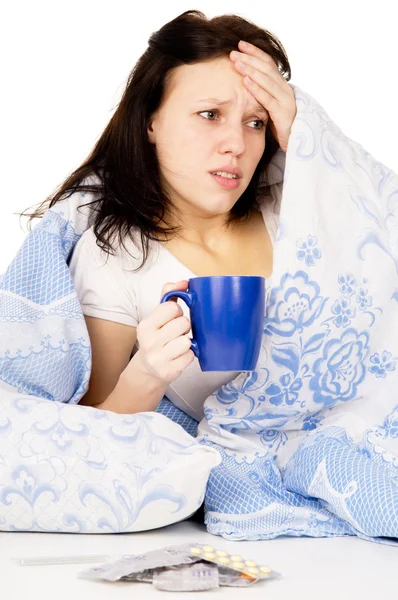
[0,389,221,533]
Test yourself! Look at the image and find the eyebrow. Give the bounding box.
[196,97,268,116]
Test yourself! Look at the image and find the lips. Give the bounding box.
[209,165,243,179]
[210,172,241,190]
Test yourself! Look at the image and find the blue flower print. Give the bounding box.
[259,429,280,443]
[258,428,288,459]
[264,271,328,336]
[302,412,325,431]
[338,273,357,297]
[356,288,373,310]
[212,371,260,406]
[310,328,369,407]
[296,235,322,267]
[15,469,35,497]
[331,298,356,328]
[265,372,303,406]
[369,351,396,378]
[4,464,63,509]
[381,405,398,438]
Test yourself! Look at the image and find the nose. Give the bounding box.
[218,122,246,157]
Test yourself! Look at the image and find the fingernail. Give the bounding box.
[239,40,248,49]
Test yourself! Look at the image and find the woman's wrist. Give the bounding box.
[95,351,168,414]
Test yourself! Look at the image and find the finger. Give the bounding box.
[171,350,196,376]
[164,334,193,361]
[231,49,292,105]
[243,76,279,114]
[237,40,277,67]
[161,280,189,303]
[145,300,183,332]
[231,51,282,88]
[158,315,191,347]
[161,280,188,295]
[235,63,287,104]
[161,347,195,382]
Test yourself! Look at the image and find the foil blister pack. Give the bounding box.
[77,541,280,591]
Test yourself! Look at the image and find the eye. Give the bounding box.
[198,109,265,130]
[198,109,219,121]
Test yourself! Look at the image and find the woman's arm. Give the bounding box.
[79,315,167,414]
[93,351,168,414]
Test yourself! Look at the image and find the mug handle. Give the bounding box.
[160,290,200,359]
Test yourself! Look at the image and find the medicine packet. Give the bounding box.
[153,562,219,592]
[78,541,280,589]
[120,563,260,590]
[78,543,199,582]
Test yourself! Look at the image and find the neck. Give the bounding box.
[157,205,255,251]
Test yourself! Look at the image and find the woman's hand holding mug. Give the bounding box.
[134,280,195,385]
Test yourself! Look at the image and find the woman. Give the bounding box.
[19,10,296,421]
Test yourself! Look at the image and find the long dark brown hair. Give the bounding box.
[18,9,291,272]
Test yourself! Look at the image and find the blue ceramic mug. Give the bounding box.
[160,275,265,372]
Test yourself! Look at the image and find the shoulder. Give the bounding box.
[72,226,152,274]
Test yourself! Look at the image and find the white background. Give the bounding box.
[1,0,397,272]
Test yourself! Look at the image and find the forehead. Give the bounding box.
[165,58,267,114]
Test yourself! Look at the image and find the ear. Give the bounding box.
[147,119,156,144]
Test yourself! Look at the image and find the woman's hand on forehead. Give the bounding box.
[229,40,297,153]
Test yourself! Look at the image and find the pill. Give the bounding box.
[231,562,244,569]
[204,552,216,560]
[260,565,272,574]
[203,545,214,552]
[217,557,230,565]
[190,547,202,555]
[244,560,257,567]
[247,567,259,575]
[230,555,242,561]
[215,550,229,557]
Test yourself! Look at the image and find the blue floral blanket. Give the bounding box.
[1,84,397,544]
[196,84,398,545]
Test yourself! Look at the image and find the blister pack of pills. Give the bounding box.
[77,541,280,591]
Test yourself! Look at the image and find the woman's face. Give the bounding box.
[147,56,269,220]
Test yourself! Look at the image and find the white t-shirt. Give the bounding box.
[69,198,280,420]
